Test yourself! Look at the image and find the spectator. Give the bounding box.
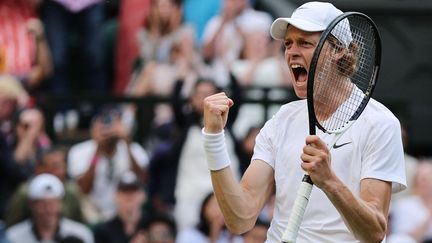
[68,106,149,224]
[0,0,53,93]
[39,0,108,94]
[128,26,211,99]
[12,107,51,176]
[93,171,147,243]
[6,173,94,243]
[135,0,185,66]
[2,106,52,208]
[123,0,193,142]
[176,192,242,243]
[5,146,84,226]
[201,0,273,86]
[230,11,286,88]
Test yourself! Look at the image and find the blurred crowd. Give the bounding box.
[0,0,430,242]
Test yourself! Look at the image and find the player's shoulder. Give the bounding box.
[271,99,305,122]
[278,99,306,115]
[364,99,395,117]
[361,98,400,126]
[262,99,305,130]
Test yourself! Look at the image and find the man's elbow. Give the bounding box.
[359,231,386,243]
[225,219,255,235]
[356,226,387,243]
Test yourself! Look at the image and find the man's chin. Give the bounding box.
[293,88,307,99]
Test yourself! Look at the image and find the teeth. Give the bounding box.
[291,64,303,68]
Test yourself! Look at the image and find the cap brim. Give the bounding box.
[270,17,327,40]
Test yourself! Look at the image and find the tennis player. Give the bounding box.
[202,2,406,242]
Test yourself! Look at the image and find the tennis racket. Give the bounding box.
[281,12,381,243]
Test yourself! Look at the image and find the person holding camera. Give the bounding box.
[67,107,149,224]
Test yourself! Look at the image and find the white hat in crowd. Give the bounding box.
[28,173,65,200]
[238,10,273,35]
[270,1,352,47]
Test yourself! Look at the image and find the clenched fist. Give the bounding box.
[203,92,234,133]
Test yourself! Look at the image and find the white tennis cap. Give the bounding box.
[270,1,351,46]
[28,173,65,200]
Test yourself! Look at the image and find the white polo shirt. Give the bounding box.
[6,218,94,243]
[252,99,406,243]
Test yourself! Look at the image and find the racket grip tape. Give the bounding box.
[281,175,313,243]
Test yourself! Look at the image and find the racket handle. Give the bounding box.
[281,174,313,243]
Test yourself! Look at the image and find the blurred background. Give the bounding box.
[3,0,430,154]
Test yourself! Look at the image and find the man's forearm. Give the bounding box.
[203,128,258,233]
[28,35,52,88]
[127,145,147,183]
[211,167,259,234]
[322,178,390,242]
[13,135,37,164]
[77,155,98,194]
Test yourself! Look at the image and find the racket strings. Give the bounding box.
[313,15,378,132]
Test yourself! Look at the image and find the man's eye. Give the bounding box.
[300,41,310,46]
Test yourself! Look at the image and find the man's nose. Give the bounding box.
[286,43,301,58]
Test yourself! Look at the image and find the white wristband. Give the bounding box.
[202,128,231,171]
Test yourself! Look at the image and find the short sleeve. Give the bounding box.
[251,117,277,168]
[67,141,96,179]
[361,116,407,193]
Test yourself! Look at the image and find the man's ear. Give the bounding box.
[331,46,345,61]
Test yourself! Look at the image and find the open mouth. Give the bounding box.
[291,64,308,84]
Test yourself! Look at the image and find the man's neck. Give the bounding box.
[34,219,60,241]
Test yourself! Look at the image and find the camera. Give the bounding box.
[101,113,113,127]
[97,107,121,128]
